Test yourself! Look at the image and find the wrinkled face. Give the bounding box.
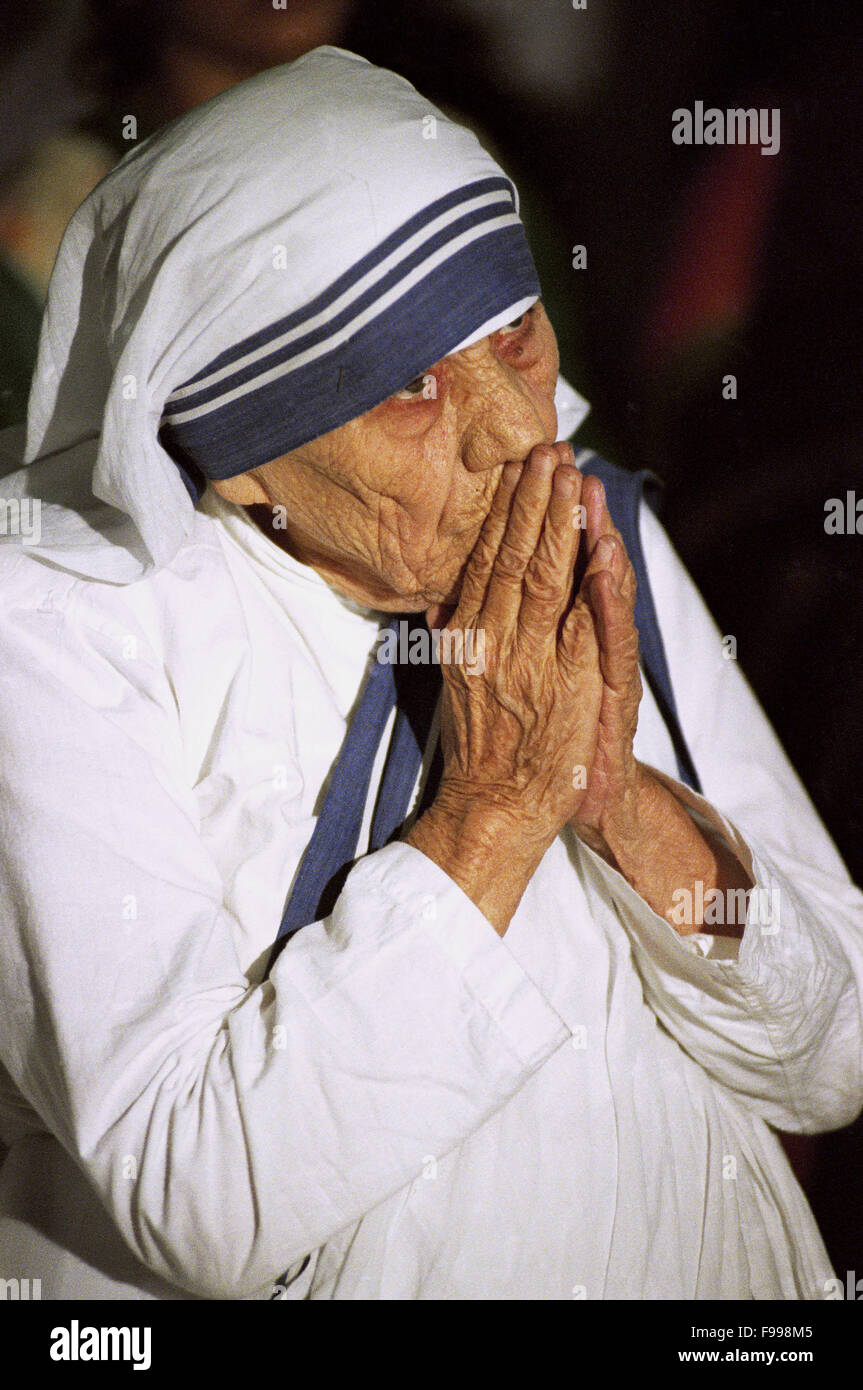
[211,301,559,611]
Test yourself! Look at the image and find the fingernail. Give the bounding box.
[595,536,615,563]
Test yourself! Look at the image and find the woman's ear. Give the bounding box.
[209,471,269,506]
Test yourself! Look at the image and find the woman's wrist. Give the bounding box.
[406,790,550,936]
[579,763,751,935]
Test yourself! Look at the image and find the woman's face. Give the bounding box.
[211,301,560,612]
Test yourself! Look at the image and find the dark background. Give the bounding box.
[2,0,861,1276]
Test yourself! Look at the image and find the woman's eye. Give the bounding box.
[392,373,432,400]
[497,313,527,336]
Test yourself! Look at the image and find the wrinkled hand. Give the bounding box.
[426,442,643,858]
[416,444,750,936]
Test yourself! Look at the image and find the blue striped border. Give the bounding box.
[166,175,517,408]
[160,220,539,481]
[164,200,519,418]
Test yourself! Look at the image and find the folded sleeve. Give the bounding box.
[0,594,570,1299]
[583,503,863,1134]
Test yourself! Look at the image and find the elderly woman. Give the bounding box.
[0,48,861,1302]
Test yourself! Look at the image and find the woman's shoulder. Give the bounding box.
[0,505,240,686]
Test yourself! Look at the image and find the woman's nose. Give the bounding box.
[455,345,554,472]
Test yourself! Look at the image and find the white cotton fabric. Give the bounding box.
[1,442,862,1299]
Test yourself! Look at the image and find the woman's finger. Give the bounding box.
[588,568,641,697]
[480,445,559,631]
[582,532,625,588]
[582,474,611,551]
[557,591,601,691]
[580,479,636,613]
[518,456,582,644]
[453,460,522,626]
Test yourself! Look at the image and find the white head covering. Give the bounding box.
[1,46,587,584]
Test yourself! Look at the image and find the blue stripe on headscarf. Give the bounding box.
[165,176,518,402]
[160,193,540,480]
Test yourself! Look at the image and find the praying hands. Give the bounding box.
[409,443,752,936]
